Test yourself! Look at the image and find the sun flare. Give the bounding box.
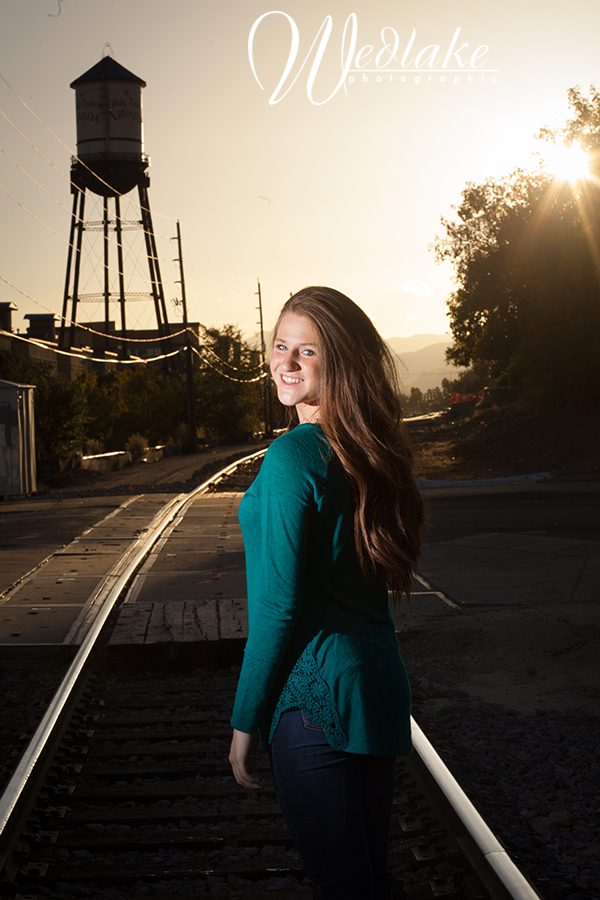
[541,142,591,183]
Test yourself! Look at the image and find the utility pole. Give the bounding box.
[173,221,197,452]
[255,278,272,437]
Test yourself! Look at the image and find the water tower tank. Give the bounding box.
[70,56,147,197]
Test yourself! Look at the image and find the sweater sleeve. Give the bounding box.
[230,433,316,733]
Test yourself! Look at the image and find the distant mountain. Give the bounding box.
[386,337,463,392]
[386,333,452,354]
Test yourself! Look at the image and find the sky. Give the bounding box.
[0,0,599,344]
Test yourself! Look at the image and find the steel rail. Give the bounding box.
[408,719,541,899]
[1,447,542,899]
[0,448,266,857]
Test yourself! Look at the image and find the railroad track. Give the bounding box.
[0,453,541,900]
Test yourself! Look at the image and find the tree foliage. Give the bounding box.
[196,325,263,442]
[434,86,600,406]
[0,324,264,460]
[0,352,87,459]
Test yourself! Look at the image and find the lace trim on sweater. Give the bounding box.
[268,647,348,749]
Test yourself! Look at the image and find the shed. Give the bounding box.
[0,378,36,496]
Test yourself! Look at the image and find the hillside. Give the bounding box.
[386,335,463,392]
[386,333,452,354]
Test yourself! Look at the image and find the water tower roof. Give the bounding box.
[70,56,146,89]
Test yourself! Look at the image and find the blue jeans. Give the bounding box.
[269,708,398,900]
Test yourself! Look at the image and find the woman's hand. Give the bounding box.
[228,728,262,791]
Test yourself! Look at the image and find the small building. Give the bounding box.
[25,314,57,342]
[0,301,18,333]
[0,378,36,496]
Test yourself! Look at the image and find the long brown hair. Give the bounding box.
[272,286,426,600]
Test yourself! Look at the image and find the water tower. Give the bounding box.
[58,55,169,356]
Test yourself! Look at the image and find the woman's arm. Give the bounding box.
[230,433,315,734]
[228,728,262,791]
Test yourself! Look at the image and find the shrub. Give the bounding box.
[84,437,104,455]
[125,433,148,462]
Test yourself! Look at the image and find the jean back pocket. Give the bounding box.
[300,708,325,732]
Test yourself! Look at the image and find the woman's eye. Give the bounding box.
[275,343,287,351]
[301,348,315,357]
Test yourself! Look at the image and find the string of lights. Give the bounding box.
[191,345,268,383]
[196,336,264,372]
[0,327,185,365]
[0,328,267,381]
[0,272,266,378]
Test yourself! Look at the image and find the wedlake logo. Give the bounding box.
[248,11,497,106]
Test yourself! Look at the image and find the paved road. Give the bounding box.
[423,481,599,545]
[0,444,264,594]
[413,482,600,610]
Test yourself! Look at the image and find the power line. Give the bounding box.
[0,71,274,372]
[0,101,174,243]
[0,180,68,239]
[0,272,189,342]
[0,143,79,219]
[0,73,287,293]
[0,105,70,187]
[0,69,176,224]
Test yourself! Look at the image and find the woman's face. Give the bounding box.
[270,312,321,423]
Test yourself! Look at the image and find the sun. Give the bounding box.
[540,141,591,183]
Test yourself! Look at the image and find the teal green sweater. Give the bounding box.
[230,423,412,756]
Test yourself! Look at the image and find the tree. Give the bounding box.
[33,374,89,460]
[407,387,423,414]
[434,86,600,406]
[195,326,263,442]
[442,361,494,394]
[110,368,186,449]
[0,352,89,460]
[0,325,266,461]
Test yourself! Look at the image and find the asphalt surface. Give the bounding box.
[400,481,600,616]
[0,444,263,594]
[422,481,599,545]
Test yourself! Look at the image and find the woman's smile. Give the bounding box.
[270,312,321,422]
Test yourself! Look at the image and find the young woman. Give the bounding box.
[229,286,426,900]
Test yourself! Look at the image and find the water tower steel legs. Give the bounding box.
[114,195,127,339]
[60,178,169,363]
[69,188,86,350]
[59,191,78,349]
[59,187,85,351]
[103,196,110,357]
[138,183,169,339]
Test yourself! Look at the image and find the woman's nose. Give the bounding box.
[284,352,301,370]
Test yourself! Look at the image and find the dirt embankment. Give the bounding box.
[408,401,600,481]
